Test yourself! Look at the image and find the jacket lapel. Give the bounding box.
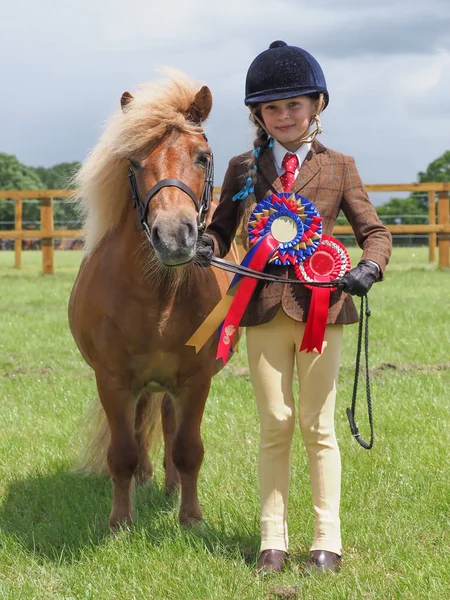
[291,140,326,194]
[258,148,284,194]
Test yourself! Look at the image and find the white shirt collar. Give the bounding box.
[272,138,312,176]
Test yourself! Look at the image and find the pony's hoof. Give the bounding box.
[179,510,203,527]
[109,513,134,533]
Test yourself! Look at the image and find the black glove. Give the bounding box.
[337,260,380,296]
[195,234,214,267]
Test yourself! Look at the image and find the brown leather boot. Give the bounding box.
[257,549,288,574]
[304,550,342,573]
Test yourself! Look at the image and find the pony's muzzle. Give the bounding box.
[151,216,197,266]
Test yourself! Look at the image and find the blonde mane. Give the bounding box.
[74,70,204,253]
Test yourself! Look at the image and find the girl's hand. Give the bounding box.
[337,260,380,296]
[195,234,214,267]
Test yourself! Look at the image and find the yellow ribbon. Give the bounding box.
[185,282,240,353]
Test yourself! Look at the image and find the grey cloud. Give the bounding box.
[314,14,450,58]
[311,0,450,11]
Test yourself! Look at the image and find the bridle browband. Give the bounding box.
[128,140,214,240]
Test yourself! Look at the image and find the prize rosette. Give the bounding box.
[294,235,351,353]
[248,193,322,265]
[213,193,322,362]
[186,193,325,364]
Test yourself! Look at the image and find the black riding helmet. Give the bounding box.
[244,40,329,109]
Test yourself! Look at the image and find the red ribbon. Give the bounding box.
[300,287,330,353]
[216,234,279,363]
[295,238,351,354]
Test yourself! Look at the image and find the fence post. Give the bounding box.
[41,197,54,274]
[14,197,22,269]
[437,190,450,269]
[428,191,436,262]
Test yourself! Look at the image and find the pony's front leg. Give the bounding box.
[95,369,138,530]
[173,376,211,525]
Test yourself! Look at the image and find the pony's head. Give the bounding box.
[75,71,213,265]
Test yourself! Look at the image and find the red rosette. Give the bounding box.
[294,236,351,353]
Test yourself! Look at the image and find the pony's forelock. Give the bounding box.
[74,70,205,253]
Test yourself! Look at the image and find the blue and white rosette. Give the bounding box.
[247,192,322,265]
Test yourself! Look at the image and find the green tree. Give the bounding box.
[30,162,82,227]
[376,196,427,224]
[412,150,450,212]
[418,150,450,183]
[0,156,83,228]
[376,150,450,223]
[31,161,80,189]
[0,153,45,225]
[0,153,44,191]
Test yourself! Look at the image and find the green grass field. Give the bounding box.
[0,248,449,599]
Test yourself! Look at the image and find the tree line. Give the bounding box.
[374,150,450,224]
[0,150,449,227]
[0,153,81,226]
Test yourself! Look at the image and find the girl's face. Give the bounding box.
[259,95,316,150]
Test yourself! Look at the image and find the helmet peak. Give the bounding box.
[269,40,287,49]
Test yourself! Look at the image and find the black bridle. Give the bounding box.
[128,149,214,238]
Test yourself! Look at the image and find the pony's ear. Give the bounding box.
[120,91,134,111]
[187,85,212,124]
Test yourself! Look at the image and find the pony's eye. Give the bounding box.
[196,152,211,167]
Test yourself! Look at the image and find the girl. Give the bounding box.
[197,40,392,574]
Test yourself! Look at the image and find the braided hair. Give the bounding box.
[235,111,273,250]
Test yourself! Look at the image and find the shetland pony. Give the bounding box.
[69,72,239,529]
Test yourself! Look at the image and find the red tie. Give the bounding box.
[280,152,299,192]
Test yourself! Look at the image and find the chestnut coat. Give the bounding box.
[206,140,392,327]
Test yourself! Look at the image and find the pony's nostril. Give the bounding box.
[179,220,196,248]
[185,221,196,240]
[151,225,161,248]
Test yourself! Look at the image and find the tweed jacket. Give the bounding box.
[206,140,392,327]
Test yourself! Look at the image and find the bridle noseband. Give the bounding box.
[128,143,214,239]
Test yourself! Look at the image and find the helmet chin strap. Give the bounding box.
[300,113,323,144]
[251,93,325,147]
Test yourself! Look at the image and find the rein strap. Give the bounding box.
[346,294,374,449]
[211,255,341,288]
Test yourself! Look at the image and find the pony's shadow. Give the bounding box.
[0,467,176,562]
[0,468,260,566]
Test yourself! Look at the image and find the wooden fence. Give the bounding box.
[0,183,449,274]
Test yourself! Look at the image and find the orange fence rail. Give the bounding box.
[0,184,449,273]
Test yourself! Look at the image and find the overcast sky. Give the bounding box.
[2,0,450,204]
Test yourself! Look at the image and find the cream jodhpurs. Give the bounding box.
[246,309,343,555]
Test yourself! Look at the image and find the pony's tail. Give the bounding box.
[74,392,164,475]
